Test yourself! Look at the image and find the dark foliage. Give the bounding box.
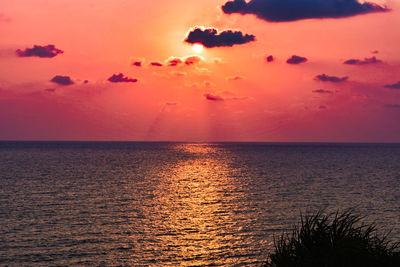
[265,210,400,267]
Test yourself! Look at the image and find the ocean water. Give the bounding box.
[0,142,399,266]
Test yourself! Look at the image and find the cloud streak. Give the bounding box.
[313,89,333,94]
[383,104,400,109]
[221,0,388,22]
[204,91,248,101]
[185,27,255,48]
[204,93,224,101]
[344,56,382,65]
[384,81,400,90]
[150,62,163,67]
[315,74,348,82]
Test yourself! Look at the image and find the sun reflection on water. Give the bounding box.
[148,144,257,266]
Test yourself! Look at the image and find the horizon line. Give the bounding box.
[1,140,400,145]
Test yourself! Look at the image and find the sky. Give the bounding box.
[0,0,399,142]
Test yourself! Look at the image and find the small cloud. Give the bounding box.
[227,76,243,81]
[343,56,382,65]
[160,102,178,112]
[266,55,274,62]
[185,26,255,48]
[204,91,247,101]
[204,93,224,101]
[371,50,379,54]
[315,74,348,82]
[167,57,183,66]
[165,55,203,67]
[45,88,56,93]
[185,81,216,89]
[383,104,400,109]
[287,55,307,64]
[132,61,142,67]
[185,82,201,88]
[319,105,327,109]
[185,55,203,65]
[221,0,388,22]
[50,75,74,86]
[222,90,248,100]
[204,81,215,87]
[150,61,163,67]
[313,89,333,94]
[169,71,187,77]
[384,81,400,90]
[108,73,138,83]
[214,58,223,64]
[16,44,63,58]
[165,102,178,106]
[83,80,89,84]
[195,67,211,75]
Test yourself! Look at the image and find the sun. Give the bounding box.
[192,44,204,53]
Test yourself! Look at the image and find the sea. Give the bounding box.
[0,142,399,266]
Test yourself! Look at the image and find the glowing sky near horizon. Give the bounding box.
[0,0,399,142]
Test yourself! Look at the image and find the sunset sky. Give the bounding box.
[0,0,399,142]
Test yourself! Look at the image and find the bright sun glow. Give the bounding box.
[192,44,204,53]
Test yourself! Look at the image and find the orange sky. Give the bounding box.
[0,0,399,141]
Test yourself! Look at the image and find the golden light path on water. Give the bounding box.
[133,144,272,266]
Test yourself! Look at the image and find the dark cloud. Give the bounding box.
[384,81,400,90]
[315,74,348,82]
[313,89,333,94]
[108,73,138,83]
[266,55,274,62]
[185,27,255,48]
[165,56,203,66]
[221,0,388,22]
[167,57,183,66]
[150,62,163,67]
[204,93,224,101]
[132,61,142,67]
[343,56,382,65]
[287,55,307,64]
[45,88,56,93]
[319,105,327,109]
[204,91,247,101]
[383,104,400,109]
[50,75,74,86]
[16,45,63,58]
